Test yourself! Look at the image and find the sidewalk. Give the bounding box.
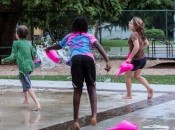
[0,79,175,130]
[0,79,174,92]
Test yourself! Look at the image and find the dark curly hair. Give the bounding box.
[72,16,88,33]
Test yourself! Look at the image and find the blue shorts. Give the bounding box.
[71,55,96,88]
[19,72,31,92]
[131,57,146,71]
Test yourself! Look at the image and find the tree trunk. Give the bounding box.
[0,0,23,64]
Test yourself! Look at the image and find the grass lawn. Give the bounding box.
[0,75,174,85]
[1,40,174,85]
[102,39,174,47]
[101,39,128,51]
[102,39,128,47]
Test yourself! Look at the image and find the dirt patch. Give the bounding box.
[148,62,175,69]
[0,59,175,76]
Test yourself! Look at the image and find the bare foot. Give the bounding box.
[32,107,41,111]
[32,104,41,111]
[122,95,132,99]
[90,117,97,126]
[23,101,29,104]
[74,122,80,130]
[148,88,153,99]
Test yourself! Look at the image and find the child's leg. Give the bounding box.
[23,91,29,104]
[19,73,41,110]
[134,69,153,99]
[19,77,29,104]
[73,87,82,130]
[87,85,97,126]
[124,71,134,99]
[28,88,41,111]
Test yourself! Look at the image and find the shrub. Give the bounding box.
[145,29,165,40]
[34,39,44,46]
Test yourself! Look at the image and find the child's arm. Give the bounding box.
[3,42,17,64]
[45,34,69,52]
[126,39,139,63]
[93,41,111,72]
[44,43,62,52]
[144,39,149,48]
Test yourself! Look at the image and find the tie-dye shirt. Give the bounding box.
[59,32,97,60]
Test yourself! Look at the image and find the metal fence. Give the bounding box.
[99,10,175,59]
[16,10,175,44]
[1,10,175,59]
[99,10,174,41]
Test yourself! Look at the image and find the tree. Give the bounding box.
[0,0,24,61]
[0,0,122,63]
[115,0,173,32]
[25,0,123,41]
[126,0,173,9]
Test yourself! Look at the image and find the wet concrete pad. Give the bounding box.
[82,100,175,130]
[0,87,164,130]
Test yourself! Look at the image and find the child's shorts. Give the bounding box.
[71,55,96,88]
[131,57,146,71]
[19,72,31,92]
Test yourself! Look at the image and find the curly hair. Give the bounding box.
[132,17,146,41]
[72,16,88,33]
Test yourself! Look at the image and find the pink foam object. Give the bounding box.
[127,53,131,59]
[106,120,138,130]
[115,53,134,78]
[115,61,134,78]
[34,59,41,64]
[45,50,60,63]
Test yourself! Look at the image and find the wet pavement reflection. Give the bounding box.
[0,87,174,130]
[82,100,175,130]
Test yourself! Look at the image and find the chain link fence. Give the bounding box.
[1,10,174,59]
[100,10,174,41]
[16,10,174,45]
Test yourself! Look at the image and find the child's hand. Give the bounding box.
[125,58,132,63]
[104,61,111,72]
[44,47,49,52]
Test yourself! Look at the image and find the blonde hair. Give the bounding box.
[132,17,146,40]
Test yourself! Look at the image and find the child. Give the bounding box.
[123,17,153,99]
[2,25,41,111]
[45,16,111,130]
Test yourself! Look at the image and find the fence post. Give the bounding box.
[99,14,102,44]
[165,10,168,39]
[30,12,34,46]
[174,0,175,43]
